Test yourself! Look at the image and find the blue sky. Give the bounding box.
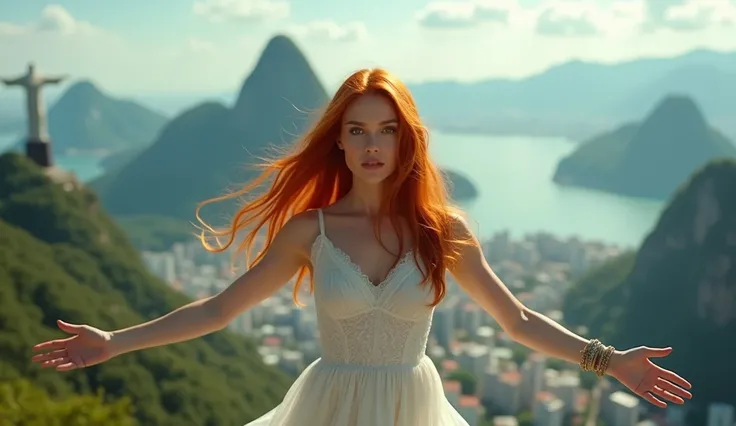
[1,0,735,95]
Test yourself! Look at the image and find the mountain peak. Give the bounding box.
[233,35,327,112]
[614,94,735,197]
[45,79,167,153]
[646,94,706,125]
[97,34,329,221]
[64,80,105,99]
[262,34,301,58]
[552,93,736,200]
[251,34,308,78]
[625,94,709,157]
[53,80,108,108]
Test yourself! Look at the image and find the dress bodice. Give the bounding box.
[243,210,470,425]
[310,210,436,367]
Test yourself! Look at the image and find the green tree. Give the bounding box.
[0,379,136,426]
[517,410,534,426]
[447,369,477,395]
[0,152,292,425]
[562,159,736,413]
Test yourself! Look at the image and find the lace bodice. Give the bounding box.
[310,209,435,367]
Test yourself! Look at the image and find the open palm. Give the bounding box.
[609,346,692,408]
[31,320,114,372]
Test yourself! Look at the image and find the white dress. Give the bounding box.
[245,209,470,425]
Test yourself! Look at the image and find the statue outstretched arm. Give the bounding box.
[2,76,26,86]
[41,76,67,85]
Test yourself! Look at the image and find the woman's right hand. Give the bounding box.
[31,320,115,371]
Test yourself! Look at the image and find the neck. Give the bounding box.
[344,179,383,215]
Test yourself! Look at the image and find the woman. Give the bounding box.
[31,68,691,425]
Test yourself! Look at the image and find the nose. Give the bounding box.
[365,134,379,153]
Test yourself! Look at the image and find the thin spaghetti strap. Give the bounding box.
[317,209,325,236]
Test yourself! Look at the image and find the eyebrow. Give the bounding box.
[344,119,398,126]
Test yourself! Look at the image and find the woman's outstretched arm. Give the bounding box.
[109,212,317,357]
[447,215,691,408]
[448,216,592,365]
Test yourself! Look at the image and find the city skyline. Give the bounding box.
[1,0,735,94]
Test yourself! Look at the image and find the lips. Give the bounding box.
[361,159,384,170]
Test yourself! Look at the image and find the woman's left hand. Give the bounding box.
[608,346,692,408]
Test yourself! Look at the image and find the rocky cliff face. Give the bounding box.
[563,159,736,415]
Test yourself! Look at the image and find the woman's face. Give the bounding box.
[338,93,399,185]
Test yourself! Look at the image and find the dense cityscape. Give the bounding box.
[140,230,729,426]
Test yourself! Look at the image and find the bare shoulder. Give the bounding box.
[445,211,485,274]
[282,209,320,234]
[447,210,477,242]
[277,209,321,242]
[271,209,321,259]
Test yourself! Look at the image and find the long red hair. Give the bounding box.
[196,68,470,307]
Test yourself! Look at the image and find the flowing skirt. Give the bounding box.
[245,355,470,426]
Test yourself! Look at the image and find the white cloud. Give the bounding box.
[0,6,251,94]
[415,0,736,36]
[0,4,101,36]
[533,1,647,37]
[289,21,369,43]
[647,0,736,31]
[2,0,736,96]
[192,0,289,23]
[36,5,99,35]
[416,0,514,29]
[535,2,601,36]
[413,0,642,35]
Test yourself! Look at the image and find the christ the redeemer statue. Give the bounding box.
[2,62,66,167]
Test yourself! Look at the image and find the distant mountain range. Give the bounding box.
[553,95,736,200]
[2,48,734,146]
[406,49,736,141]
[1,81,167,155]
